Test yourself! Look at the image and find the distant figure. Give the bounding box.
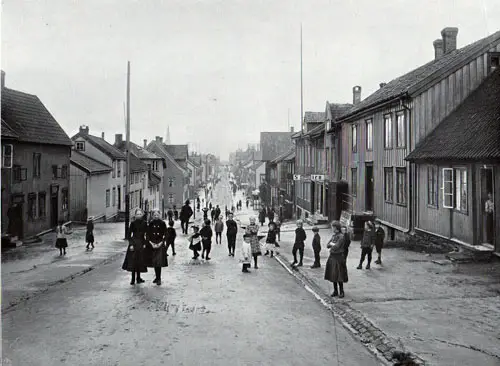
[173,205,179,221]
[214,216,224,244]
[246,199,249,209]
[167,207,173,222]
[200,219,213,260]
[166,220,177,256]
[202,207,209,220]
[357,222,375,270]
[180,200,193,234]
[226,213,238,257]
[55,220,69,256]
[86,217,95,250]
[310,226,321,268]
[189,225,202,260]
[258,209,266,226]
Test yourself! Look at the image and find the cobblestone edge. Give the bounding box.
[2,250,125,314]
[274,254,428,366]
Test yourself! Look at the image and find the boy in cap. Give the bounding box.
[374,220,385,265]
[292,220,307,266]
[310,226,321,268]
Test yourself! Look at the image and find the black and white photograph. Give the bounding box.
[1,1,500,365]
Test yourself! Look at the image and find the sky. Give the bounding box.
[2,0,499,160]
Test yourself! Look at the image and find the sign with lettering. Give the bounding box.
[293,175,301,180]
[339,210,352,228]
[310,174,325,181]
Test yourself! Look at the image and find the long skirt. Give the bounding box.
[122,237,148,273]
[55,238,68,249]
[146,245,168,268]
[86,231,94,243]
[324,254,348,283]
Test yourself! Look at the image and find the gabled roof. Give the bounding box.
[165,144,188,161]
[270,149,295,164]
[292,122,325,139]
[70,150,112,174]
[406,69,500,162]
[1,87,72,146]
[148,171,161,187]
[146,140,186,173]
[250,161,265,171]
[72,133,126,160]
[339,30,500,122]
[283,150,295,161]
[187,158,200,168]
[115,140,162,160]
[130,153,148,173]
[304,111,325,123]
[1,119,19,139]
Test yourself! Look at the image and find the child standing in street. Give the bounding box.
[55,220,69,256]
[214,216,224,244]
[241,234,252,273]
[189,225,202,260]
[310,226,321,268]
[292,220,307,266]
[265,221,278,257]
[374,220,385,265]
[86,217,94,250]
[357,221,375,269]
[275,219,281,241]
[166,220,177,256]
[200,219,213,260]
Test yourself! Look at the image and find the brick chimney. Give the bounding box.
[379,83,387,89]
[79,125,89,135]
[143,139,147,148]
[1,70,5,88]
[115,134,123,146]
[433,39,444,59]
[155,136,161,142]
[441,27,458,54]
[353,86,361,105]
[101,132,105,140]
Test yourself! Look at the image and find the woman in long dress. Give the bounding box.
[245,217,261,269]
[146,209,168,285]
[324,221,348,298]
[122,208,148,285]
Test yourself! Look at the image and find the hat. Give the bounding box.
[185,200,191,205]
[330,221,341,230]
[312,226,319,232]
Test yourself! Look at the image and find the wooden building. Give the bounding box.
[336,27,500,240]
[406,68,500,254]
[1,71,73,239]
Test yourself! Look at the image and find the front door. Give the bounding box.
[117,186,121,210]
[480,167,495,245]
[310,181,315,213]
[365,163,374,212]
[51,194,59,227]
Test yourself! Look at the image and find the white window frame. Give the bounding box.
[454,167,467,213]
[441,168,454,208]
[2,144,13,168]
[384,115,393,149]
[75,141,85,151]
[351,125,358,153]
[366,119,373,151]
[396,112,406,148]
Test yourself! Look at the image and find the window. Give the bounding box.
[427,165,438,207]
[28,193,37,220]
[396,168,407,205]
[61,189,69,211]
[52,165,59,179]
[169,177,175,187]
[366,119,373,151]
[38,192,46,217]
[61,165,68,179]
[396,112,406,148]
[2,144,13,168]
[488,52,500,73]
[442,168,454,208]
[384,115,393,149]
[351,125,358,152]
[75,141,85,151]
[351,168,357,196]
[117,161,121,177]
[147,164,152,171]
[33,153,41,178]
[13,165,27,182]
[112,161,116,178]
[106,189,110,208]
[112,187,116,207]
[455,168,467,212]
[384,168,393,203]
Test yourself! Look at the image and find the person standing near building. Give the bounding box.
[202,206,209,221]
[292,220,307,267]
[357,222,375,270]
[324,221,348,298]
[146,210,168,285]
[485,192,494,244]
[310,226,321,268]
[122,209,148,285]
[374,220,385,265]
[214,216,224,244]
[226,212,238,257]
[258,209,266,227]
[200,219,213,260]
[167,207,174,222]
[166,220,177,256]
[180,200,193,235]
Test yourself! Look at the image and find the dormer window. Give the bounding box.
[488,52,500,73]
[75,141,85,151]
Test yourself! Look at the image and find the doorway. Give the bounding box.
[8,195,24,239]
[365,163,374,212]
[480,167,495,245]
[117,186,121,210]
[310,182,315,213]
[51,194,59,227]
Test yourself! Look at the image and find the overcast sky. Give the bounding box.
[2,0,499,160]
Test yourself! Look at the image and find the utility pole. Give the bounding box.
[125,61,131,239]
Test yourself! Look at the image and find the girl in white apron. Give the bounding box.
[55,220,68,256]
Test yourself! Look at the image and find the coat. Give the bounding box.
[375,228,385,251]
[166,227,177,245]
[180,204,193,221]
[200,226,213,244]
[361,229,375,249]
[324,234,348,283]
[122,219,148,273]
[214,220,224,233]
[312,233,321,252]
[145,219,168,268]
[294,227,307,248]
[245,224,261,255]
[226,219,238,236]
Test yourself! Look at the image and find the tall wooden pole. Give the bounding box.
[300,24,304,134]
[125,61,131,239]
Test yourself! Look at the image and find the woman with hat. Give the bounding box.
[122,208,148,285]
[146,209,168,285]
[324,221,348,298]
[245,217,261,269]
[86,216,95,250]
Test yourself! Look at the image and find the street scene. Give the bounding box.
[2,1,500,366]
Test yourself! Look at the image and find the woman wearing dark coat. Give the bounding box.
[86,217,95,250]
[258,209,266,226]
[122,208,148,285]
[145,210,168,285]
[324,221,348,298]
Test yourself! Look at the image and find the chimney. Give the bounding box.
[79,125,89,135]
[433,39,444,59]
[353,86,361,105]
[143,139,147,148]
[1,70,5,88]
[379,83,387,89]
[115,134,123,146]
[159,137,163,144]
[101,132,105,140]
[441,27,458,54]
[290,126,294,133]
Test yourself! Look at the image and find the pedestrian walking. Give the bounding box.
[211,207,216,223]
[215,205,221,220]
[166,220,177,256]
[268,208,275,223]
[246,199,249,209]
[180,200,193,234]
[310,226,321,268]
[173,205,179,221]
[202,207,209,220]
[55,220,69,256]
[167,207,173,222]
[85,217,95,250]
[122,209,148,285]
[341,225,351,260]
[226,212,238,256]
[200,219,213,260]
[374,220,385,265]
[189,225,202,260]
[238,200,242,211]
[292,220,307,267]
[209,202,213,210]
[264,221,279,257]
[275,219,281,241]
[258,209,266,226]
[214,216,224,244]
[244,217,261,269]
[324,221,348,298]
[357,221,375,269]
[146,210,168,286]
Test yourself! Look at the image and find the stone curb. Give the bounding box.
[1,250,124,314]
[274,254,427,366]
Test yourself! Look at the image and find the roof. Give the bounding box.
[70,150,112,174]
[283,150,295,161]
[1,119,19,139]
[270,149,295,164]
[250,161,265,171]
[72,133,126,160]
[165,145,188,161]
[148,171,161,187]
[1,87,72,146]
[304,111,325,123]
[406,69,500,162]
[260,132,294,161]
[330,103,353,121]
[146,140,186,173]
[129,153,148,173]
[187,158,200,168]
[339,30,500,121]
[292,122,325,139]
[115,140,162,160]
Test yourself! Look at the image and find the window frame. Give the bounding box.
[454,167,468,214]
[61,188,69,211]
[61,165,68,179]
[396,111,406,148]
[384,167,394,203]
[2,144,13,168]
[52,165,59,180]
[33,153,41,178]
[351,167,358,197]
[441,168,454,209]
[351,124,358,153]
[106,189,111,208]
[13,165,27,182]
[384,114,393,149]
[427,165,438,208]
[112,187,116,207]
[28,193,37,220]
[38,192,46,218]
[365,119,373,151]
[396,168,407,206]
[75,141,85,151]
